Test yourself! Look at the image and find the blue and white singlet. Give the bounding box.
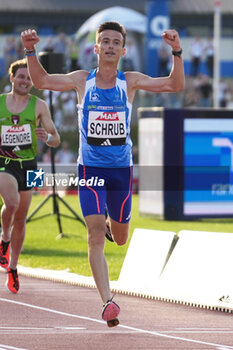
[78,69,133,168]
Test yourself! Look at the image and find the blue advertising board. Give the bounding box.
[184,119,233,215]
[163,108,233,220]
[139,108,233,220]
[146,0,170,77]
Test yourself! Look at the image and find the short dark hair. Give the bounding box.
[96,21,127,47]
[9,58,27,77]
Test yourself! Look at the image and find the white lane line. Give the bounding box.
[0,330,138,335]
[118,324,233,350]
[0,297,104,324]
[0,327,85,330]
[0,326,86,335]
[159,331,233,334]
[1,297,233,350]
[176,328,233,330]
[0,345,29,350]
[3,327,231,335]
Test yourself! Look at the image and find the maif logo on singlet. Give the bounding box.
[87,111,126,146]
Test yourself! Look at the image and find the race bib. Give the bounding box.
[87,111,126,146]
[1,124,32,150]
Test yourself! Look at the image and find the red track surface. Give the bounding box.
[0,271,233,350]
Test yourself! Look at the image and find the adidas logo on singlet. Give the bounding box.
[12,146,21,152]
[101,139,112,146]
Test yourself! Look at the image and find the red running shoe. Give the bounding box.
[102,300,120,327]
[0,240,10,268]
[6,268,19,294]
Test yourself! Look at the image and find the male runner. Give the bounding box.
[0,58,60,293]
[21,21,184,326]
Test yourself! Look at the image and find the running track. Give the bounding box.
[0,271,233,350]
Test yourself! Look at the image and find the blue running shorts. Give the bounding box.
[78,164,133,223]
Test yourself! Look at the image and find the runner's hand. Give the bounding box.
[35,128,49,143]
[21,29,40,50]
[161,29,181,51]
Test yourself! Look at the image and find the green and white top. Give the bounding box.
[0,94,37,160]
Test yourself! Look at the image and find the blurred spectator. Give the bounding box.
[42,37,55,52]
[69,36,80,72]
[42,148,52,163]
[53,32,69,69]
[182,75,199,107]
[43,89,60,108]
[81,31,97,70]
[42,90,63,131]
[204,36,214,77]
[225,83,233,108]
[190,36,203,77]
[158,42,170,77]
[168,92,183,108]
[226,88,233,109]
[36,142,44,162]
[55,141,75,163]
[60,90,77,131]
[132,145,139,164]
[16,39,25,59]
[121,39,135,71]
[194,74,212,107]
[3,84,11,93]
[60,90,76,115]
[53,32,68,54]
[4,36,17,74]
[218,78,228,107]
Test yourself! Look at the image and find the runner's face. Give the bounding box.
[95,30,125,63]
[11,67,32,95]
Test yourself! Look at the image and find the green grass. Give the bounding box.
[21,194,233,280]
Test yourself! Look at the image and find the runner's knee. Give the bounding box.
[88,227,105,247]
[113,231,128,246]
[4,200,19,216]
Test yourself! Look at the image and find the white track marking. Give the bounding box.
[0,297,233,350]
[159,331,233,334]
[119,324,233,349]
[0,327,137,335]
[0,326,86,335]
[0,298,104,324]
[0,345,29,350]
[0,327,85,330]
[177,328,232,330]
[0,326,86,330]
